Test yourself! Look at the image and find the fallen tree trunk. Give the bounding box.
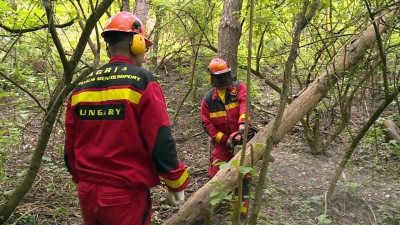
[164,16,389,225]
[383,120,400,142]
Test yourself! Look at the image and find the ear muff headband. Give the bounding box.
[130,34,146,56]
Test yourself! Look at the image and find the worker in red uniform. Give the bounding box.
[64,11,189,225]
[200,58,251,218]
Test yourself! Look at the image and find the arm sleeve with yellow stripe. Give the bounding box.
[201,99,228,144]
[140,82,189,191]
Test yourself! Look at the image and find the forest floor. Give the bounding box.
[1,66,400,225]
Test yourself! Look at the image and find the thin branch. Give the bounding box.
[0,35,20,64]
[0,19,75,33]
[172,35,203,125]
[66,0,114,84]
[236,0,254,223]
[364,0,389,96]
[44,0,70,82]
[249,1,321,224]
[326,86,400,200]
[0,71,46,113]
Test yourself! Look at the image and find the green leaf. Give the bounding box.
[42,156,52,162]
[316,214,332,224]
[231,159,239,166]
[223,195,233,201]
[219,162,231,170]
[210,198,220,206]
[210,191,219,197]
[239,166,254,175]
[26,75,36,83]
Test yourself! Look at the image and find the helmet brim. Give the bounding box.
[210,68,231,75]
[101,30,153,48]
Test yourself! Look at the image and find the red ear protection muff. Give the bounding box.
[130,33,147,56]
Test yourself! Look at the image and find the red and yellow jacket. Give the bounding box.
[64,55,188,192]
[201,81,251,145]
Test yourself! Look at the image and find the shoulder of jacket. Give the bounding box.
[203,88,214,103]
[232,80,240,87]
[124,64,155,80]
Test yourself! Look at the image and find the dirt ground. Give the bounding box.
[1,67,400,225]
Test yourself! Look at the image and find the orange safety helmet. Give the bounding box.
[208,58,231,75]
[207,58,232,87]
[101,11,153,48]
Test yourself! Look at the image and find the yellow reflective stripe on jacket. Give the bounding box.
[71,88,142,106]
[216,132,224,143]
[225,102,239,110]
[210,111,227,118]
[162,170,189,189]
[239,113,246,121]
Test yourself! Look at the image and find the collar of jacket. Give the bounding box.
[211,83,237,100]
[109,55,134,65]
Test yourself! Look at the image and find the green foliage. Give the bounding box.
[0,120,21,181]
[239,165,256,176]
[0,0,398,224]
[316,214,332,224]
[209,180,233,206]
[20,213,33,223]
[0,149,5,181]
[292,195,323,223]
[377,199,400,224]
[385,140,400,158]
[0,123,19,148]
[344,182,360,196]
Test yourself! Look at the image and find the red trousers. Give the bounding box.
[77,181,151,225]
[209,143,251,216]
[209,143,234,177]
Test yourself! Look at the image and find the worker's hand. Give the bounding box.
[225,138,233,149]
[238,123,245,132]
[167,190,185,206]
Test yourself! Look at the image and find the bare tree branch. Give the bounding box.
[0,19,75,33]
[67,0,114,84]
[0,71,46,113]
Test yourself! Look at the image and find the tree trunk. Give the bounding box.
[134,0,150,25]
[122,0,130,12]
[151,6,164,68]
[383,120,400,142]
[218,0,243,78]
[164,15,389,225]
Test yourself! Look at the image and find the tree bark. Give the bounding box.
[122,0,130,12]
[134,0,151,25]
[151,6,164,68]
[383,120,400,142]
[218,0,243,78]
[164,14,389,225]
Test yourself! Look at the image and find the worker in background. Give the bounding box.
[200,58,252,219]
[64,11,189,225]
